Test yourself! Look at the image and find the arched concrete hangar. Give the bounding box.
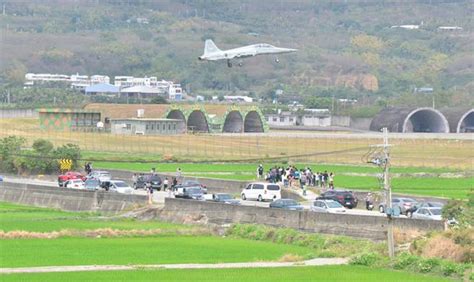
[83,103,268,133]
[370,107,450,133]
[440,108,474,133]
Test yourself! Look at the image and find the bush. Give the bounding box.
[349,252,381,267]
[393,252,420,270]
[417,258,440,273]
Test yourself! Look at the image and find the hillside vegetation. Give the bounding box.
[0,0,473,109]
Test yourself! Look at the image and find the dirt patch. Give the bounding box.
[278,254,304,262]
[0,227,210,240]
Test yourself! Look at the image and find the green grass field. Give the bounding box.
[0,266,452,282]
[0,202,465,281]
[0,236,314,268]
[92,161,473,199]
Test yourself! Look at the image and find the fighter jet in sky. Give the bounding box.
[198,39,297,67]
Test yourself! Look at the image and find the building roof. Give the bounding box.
[120,85,163,94]
[38,108,100,114]
[85,83,119,93]
[110,118,183,122]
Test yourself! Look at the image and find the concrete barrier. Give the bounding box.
[0,182,147,213]
[160,198,445,240]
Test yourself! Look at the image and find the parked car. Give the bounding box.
[58,171,86,187]
[108,180,134,194]
[311,200,346,213]
[411,207,442,221]
[241,182,281,202]
[269,199,304,211]
[180,180,207,194]
[133,174,163,190]
[86,170,111,184]
[175,186,204,200]
[405,201,444,218]
[64,179,85,189]
[379,197,417,214]
[316,190,358,209]
[84,179,101,190]
[209,193,240,205]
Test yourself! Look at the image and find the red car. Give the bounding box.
[58,171,86,187]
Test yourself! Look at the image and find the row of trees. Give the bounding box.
[0,136,81,175]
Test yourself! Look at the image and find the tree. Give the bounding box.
[150,96,169,104]
[0,136,26,173]
[54,144,81,170]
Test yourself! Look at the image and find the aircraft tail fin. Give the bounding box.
[203,39,221,55]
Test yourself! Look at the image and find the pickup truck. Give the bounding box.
[58,171,86,187]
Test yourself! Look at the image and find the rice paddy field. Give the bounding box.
[0,202,455,282]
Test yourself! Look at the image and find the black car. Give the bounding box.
[316,190,358,209]
[269,199,304,211]
[405,201,444,218]
[175,186,204,200]
[210,193,240,205]
[133,174,162,191]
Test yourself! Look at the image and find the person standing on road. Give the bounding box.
[257,164,264,179]
[176,168,182,181]
[146,181,153,204]
[163,177,169,191]
[328,172,334,190]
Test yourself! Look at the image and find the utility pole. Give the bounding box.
[368,127,394,258]
[382,127,395,258]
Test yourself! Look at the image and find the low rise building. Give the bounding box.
[110,118,185,135]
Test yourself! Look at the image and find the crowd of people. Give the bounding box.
[257,164,335,190]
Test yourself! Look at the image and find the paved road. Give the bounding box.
[0,258,349,274]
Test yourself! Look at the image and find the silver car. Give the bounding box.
[379,197,417,214]
[87,170,111,183]
[411,207,442,221]
[311,200,346,213]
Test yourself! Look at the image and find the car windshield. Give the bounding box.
[85,179,99,187]
[149,175,160,181]
[403,198,416,202]
[185,181,199,185]
[267,185,280,191]
[283,200,298,206]
[113,182,128,187]
[218,194,232,200]
[327,201,343,208]
[187,188,201,193]
[430,209,442,215]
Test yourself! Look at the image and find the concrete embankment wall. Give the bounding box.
[160,198,444,240]
[0,182,147,213]
[0,109,38,118]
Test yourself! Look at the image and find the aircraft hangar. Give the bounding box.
[370,107,473,133]
[83,103,267,134]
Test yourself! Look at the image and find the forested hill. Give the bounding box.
[1,0,473,108]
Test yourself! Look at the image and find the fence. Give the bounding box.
[0,117,473,169]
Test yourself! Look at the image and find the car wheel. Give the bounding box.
[241,194,246,200]
[258,195,263,202]
[379,206,385,213]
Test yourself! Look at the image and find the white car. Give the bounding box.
[241,182,281,202]
[311,200,346,213]
[64,179,85,189]
[108,180,134,194]
[411,207,442,220]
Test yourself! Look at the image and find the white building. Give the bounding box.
[168,83,183,101]
[438,26,463,31]
[113,76,158,88]
[223,96,253,103]
[266,112,298,127]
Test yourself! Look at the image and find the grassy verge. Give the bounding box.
[0,202,188,232]
[0,266,452,282]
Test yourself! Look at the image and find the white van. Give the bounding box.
[241,182,281,202]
